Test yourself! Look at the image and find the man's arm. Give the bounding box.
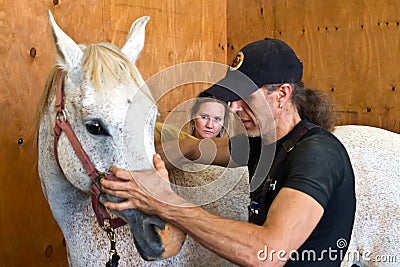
[157,137,237,168]
[162,188,323,267]
[101,155,324,267]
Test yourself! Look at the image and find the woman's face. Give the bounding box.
[193,102,225,139]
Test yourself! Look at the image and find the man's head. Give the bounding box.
[205,38,303,141]
[205,38,303,102]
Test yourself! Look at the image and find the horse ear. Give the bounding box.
[48,10,83,71]
[121,16,150,64]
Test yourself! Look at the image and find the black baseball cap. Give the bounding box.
[205,38,303,102]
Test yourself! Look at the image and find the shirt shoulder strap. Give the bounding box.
[249,121,319,224]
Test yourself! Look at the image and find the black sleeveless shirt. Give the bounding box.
[230,120,356,266]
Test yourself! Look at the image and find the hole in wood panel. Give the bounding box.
[45,245,53,257]
[30,47,36,58]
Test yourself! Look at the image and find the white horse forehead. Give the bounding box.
[80,85,136,121]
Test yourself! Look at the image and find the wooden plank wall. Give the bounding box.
[227,0,400,132]
[0,0,226,265]
[0,0,399,266]
[110,0,227,121]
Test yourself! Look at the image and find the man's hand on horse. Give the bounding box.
[101,154,188,215]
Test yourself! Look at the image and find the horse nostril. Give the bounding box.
[129,215,166,261]
[143,216,165,238]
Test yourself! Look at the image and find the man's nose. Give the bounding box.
[229,101,243,112]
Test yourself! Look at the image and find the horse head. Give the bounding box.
[44,11,186,261]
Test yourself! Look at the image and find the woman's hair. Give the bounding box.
[264,82,336,131]
[190,96,230,137]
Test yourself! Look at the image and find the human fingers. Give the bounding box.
[101,187,135,199]
[153,154,169,181]
[104,199,138,211]
[109,166,133,181]
[100,177,136,193]
[155,144,174,170]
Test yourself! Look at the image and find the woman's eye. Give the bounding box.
[85,121,108,135]
[214,117,222,122]
[200,114,209,120]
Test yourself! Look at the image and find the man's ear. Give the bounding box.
[277,83,292,103]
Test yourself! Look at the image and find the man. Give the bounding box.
[101,38,356,266]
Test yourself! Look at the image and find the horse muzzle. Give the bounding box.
[104,196,186,261]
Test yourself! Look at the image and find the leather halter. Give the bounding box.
[53,70,126,229]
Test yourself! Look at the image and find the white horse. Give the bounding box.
[37,12,248,267]
[334,126,400,267]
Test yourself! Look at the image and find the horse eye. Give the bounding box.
[85,121,108,136]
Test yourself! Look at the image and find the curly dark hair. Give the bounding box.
[265,82,336,131]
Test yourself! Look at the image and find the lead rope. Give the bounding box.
[105,227,120,267]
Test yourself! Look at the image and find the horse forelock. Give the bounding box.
[36,42,155,134]
[81,43,154,101]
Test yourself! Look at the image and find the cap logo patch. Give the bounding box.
[229,51,244,71]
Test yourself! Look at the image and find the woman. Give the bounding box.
[189,95,229,139]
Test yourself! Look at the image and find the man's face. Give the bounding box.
[236,88,277,143]
[229,99,260,137]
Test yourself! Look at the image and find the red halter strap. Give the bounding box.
[53,70,126,229]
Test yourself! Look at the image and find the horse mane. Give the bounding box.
[36,42,154,134]
[36,65,61,133]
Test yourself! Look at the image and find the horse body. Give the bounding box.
[334,126,400,267]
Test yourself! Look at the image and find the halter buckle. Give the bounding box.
[92,171,108,191]
[56,109,67,122]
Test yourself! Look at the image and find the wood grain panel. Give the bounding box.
[0,0,111,265]
[108,0,227,121]
[227,0,399,133]
[0,1,68,265]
